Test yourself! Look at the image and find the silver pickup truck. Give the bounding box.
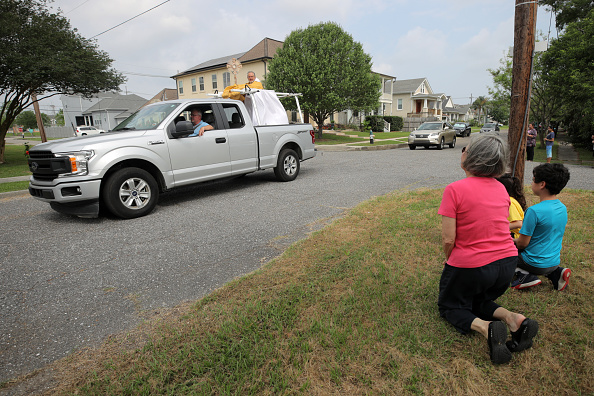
[27,98,316,219]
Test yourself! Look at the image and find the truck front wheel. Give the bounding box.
[274,148,300,182]
[102,167,158,219]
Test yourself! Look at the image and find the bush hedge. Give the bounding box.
[364,115,404,132]
[383,116,403,131]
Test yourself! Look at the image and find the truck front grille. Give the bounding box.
[28,151,71,181]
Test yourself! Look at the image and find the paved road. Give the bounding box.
[1,135,592,383]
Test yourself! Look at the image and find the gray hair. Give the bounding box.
[247,71,256,77]
[463,133,508,177]
[191,109,202,116]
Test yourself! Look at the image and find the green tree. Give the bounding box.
[55,109,65,126]
[540,8,594,147]
[487,42,559,146]
[472,96,488,124]
[487,50,512,123]
[539,0,594,29]
[266,22,381,138]
[0,0,124,163]
[15,110,51,129]
[529,52,561,147]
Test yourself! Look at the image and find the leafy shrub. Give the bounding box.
[383,116,403,131]
[364,115,385,132]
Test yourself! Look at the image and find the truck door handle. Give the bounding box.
[215,138,227,144]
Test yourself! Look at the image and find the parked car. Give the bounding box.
[480,123,500,133]
[453,122,471,137]
[408,121,456,150]
[76,126,105,136]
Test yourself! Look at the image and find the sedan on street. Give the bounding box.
[408,121,456,150]
[480,123,500,133]
[453,122,471,137]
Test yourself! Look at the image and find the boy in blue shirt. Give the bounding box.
[512,163,571,291]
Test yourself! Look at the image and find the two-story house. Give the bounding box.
[171,38,283,99]
[392,78,446,119]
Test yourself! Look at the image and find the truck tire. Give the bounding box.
[409,144,416,150]
[274,148,300,182]
[102,167,158,219]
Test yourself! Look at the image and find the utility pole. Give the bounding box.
[509,0,538,182]
[31,94,48,143]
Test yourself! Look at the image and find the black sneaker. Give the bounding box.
[511,273,542,290]
[547,267,572,291]
[488,321,512,364]
[506,318,539,353]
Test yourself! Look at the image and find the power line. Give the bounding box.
[64,0,92,15]
[120,70,172,78]
[90,0,171,39]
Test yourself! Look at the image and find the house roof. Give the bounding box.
[392,78,427,94]
[172,37,283,78]
[444,104,472,114]
[83,94,147,114]
[143,88,179,108]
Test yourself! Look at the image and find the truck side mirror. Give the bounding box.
[171,121,194,138]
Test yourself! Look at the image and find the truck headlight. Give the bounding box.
[59,150,94,176]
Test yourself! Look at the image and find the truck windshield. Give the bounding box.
[112,103,180,131]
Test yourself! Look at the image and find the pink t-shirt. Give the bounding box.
[438,177,518,268]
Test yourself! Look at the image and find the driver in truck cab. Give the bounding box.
[189,109,214,137]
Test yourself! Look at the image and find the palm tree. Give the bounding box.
[473,96,488,124]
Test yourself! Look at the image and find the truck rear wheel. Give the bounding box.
[274,148,300,182]
[102,167,158,219]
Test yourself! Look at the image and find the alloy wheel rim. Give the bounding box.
[119,177,151,209]
[284,155,297,175]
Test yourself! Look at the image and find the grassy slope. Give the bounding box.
[7,188,591,395]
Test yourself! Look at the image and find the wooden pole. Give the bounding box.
[508,0,538,182]
[32,94,48,143]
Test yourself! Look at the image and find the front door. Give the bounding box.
[167,106,232,186]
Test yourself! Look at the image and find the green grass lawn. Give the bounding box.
[0,144,32,178]
[0,181,30,193]
[315,134,366,145]
[7,188,592,395]
[316,131,409,145]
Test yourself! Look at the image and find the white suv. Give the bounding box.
[76,126,105,136]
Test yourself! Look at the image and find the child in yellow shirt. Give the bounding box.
[496,174,527,239]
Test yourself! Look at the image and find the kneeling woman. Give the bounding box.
[438,133,538,364]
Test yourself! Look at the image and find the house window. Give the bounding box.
[199,77,204,91]
[191,78,196,92]
[212,74,218,90]
[223,72,231,88]
[420,83,425,94]
[397,99,403,110]
[178,80,183,94]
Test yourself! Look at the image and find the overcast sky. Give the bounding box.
[38,0,557,114]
